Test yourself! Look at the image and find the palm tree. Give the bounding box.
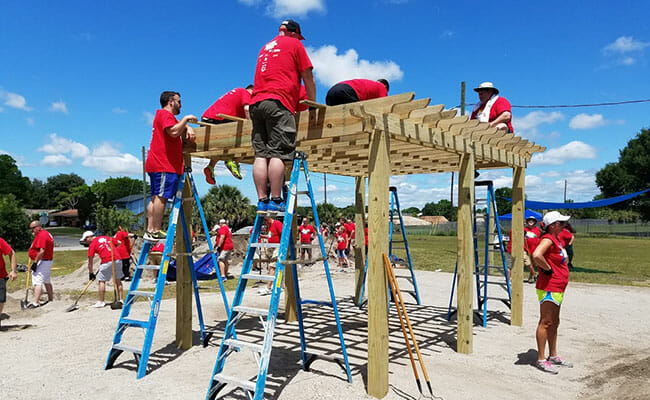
[201,185,252,231]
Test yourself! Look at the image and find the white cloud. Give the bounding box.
[0,89,33,111]
[239,0,324,17]
[26,117,35,126]
[569,113,606,130]
[143,111,154,125]
[81,143,141,175]
[529,141,597,166]
[620,56,636,65]
[524,170,599,202]
[42,154,72,166]
[112,107,127,114]
[316,184,338,193]
[38,133,90,158]
[603,36,650,53]
[513,111,563,139]
[307,45,404,87]
[49,100,68,113]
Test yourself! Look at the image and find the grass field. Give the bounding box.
[7,250,88,293]
[47,226,85,236]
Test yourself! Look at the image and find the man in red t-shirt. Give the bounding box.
[214,219,234,280]
[259,216,283,295]
[250,19,316,212]
[114,225,132,281]
[470,82,513,133]
[201,85,254,183]
[83,231,124,308]
[144,91,197,242]
[325,79,390,106]
[27,220,55,308]
[0,236,17,319]
[335,224,349,271]
[298,217,317,261]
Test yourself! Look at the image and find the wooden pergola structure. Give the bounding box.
[175,92,544,398]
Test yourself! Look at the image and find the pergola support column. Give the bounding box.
[354,176,366,305]
[456,150,474,354]
[176,154,193,349]
[510,166,525,326]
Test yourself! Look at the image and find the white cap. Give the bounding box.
[219,218,226,224]
[542,211,570,226]
[81,231,95,241]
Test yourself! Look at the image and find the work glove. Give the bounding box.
[217,247,222,253]
[31,262,38,272]
[541,267,553,276]
[89,272,96,281]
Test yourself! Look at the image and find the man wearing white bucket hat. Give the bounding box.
[470,82,513,133]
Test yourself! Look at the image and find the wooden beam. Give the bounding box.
[367,126,390,398]
[354,176,367,305]
[510,167,525,326]
[176,155,193,349]
[456,151,474,354]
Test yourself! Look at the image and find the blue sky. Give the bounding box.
[1,0,649,209]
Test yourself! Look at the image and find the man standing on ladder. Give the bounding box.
[249,19,316,212]
[143,91,196,241]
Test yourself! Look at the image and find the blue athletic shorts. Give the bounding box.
[149,172,181,200]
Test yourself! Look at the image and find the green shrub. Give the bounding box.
[0,194,32,250]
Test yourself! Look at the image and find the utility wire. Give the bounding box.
[456,98,650,110]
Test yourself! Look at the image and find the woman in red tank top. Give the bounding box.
[531,211,573,374]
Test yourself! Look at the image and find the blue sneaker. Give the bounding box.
[267,200,285,212]
[257,199,269,211]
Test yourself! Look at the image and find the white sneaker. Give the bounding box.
[258,288,271,296]
[91,301,106,308]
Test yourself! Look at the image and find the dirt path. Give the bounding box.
[2,263,649,400]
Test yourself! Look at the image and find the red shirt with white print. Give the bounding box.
[340,79,388,101]
[535,234,570,293]
[299,223,316,243]
[336,231,348,250]
[88,236,121,264]
[202,88,252,120]
[145,109,183,174]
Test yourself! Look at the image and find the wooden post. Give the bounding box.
[176,155,193,349]
[510,166,525,326]
[456,150,474,354]
[284,167,297,323]
[367,127,390,398]
[354,176,366,305]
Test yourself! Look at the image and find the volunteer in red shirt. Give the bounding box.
[470,82,513,133]
[259,216,284,295]
[144,91,197,242]
[558,223,575,270]
[325,78,390,106]
[335,224,349,271]
[215,219,234,280]
[0,236,17,319]
[298,217,317,261]
[532,211,573,374]
[508,216,542,283]
[250,19,316,212]
[201,85,254,183]
[82,231,124,308]
[114,225,132,281]
[27,220,55,309]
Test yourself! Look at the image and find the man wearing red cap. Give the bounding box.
[250,19,316,212]
[325,79,390,106]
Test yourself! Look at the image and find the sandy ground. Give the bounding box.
[2,258,649,400]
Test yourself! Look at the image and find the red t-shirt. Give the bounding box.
[29,229,54,261]
[217,225,234,251]
[341,79,388,101]
[524,226,541,254]
[0,237,13,278]
[299,223,316,243]
[151,242,164,253]
[557,228,573,247]
[88,236,121,264]
[470,96,514,133]
[267,219,283,244]
[364,227,369,247]
[344,222,355,239]
[296,85,309,112]
[251,35,313,114]
[114,230,131,259]
[202,88,252,120]
[336,231,348,250]
[145,109,183,174]
[536,234,570,292]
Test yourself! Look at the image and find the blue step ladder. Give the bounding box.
[105,168,232,378]
[205,152,351,400]
[446,180,511,327]
[358,186,421,307]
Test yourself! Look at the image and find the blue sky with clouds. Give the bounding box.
[1,0,649,209]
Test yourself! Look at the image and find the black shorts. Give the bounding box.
[250,99,296,161]
[0,277,7,303]
[325,83,359,106]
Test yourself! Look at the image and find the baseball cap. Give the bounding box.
[542,211,570,226]
[219,218,226,224]
[280,19,305,40]
[81,231,95,241]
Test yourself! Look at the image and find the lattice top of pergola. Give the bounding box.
[184,92,545,176]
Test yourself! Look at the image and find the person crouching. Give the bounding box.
[82,231,124,308]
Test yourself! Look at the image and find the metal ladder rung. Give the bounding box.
[256,211,285,217]
[233,305,269,317]
[197,285,221,290]
[212,373,257,392]
[482,296,511,302]
[294,244,321,249]
[112,343,142,354]
[279,257,325,265]
[120,318,150,328]
[250,243,280,248]
[241,273,275,282]
[173,249,218,257]
[297,190,311,195]
[224,338,263,353]
[137,264,160,270]
[128,290,155,298]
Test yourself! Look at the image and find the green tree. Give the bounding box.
[26,179,49,209]
[339,204,355,220]
[0,194,32,250]
[94,204,138,235]
[44,173,86,208]
[316,202,339,226]
[421,199,457,221]
[201,185,251,231]
[0,154,31,205]
[494,187,513,216]
[55,185,97,224]
[402,207,420,216]
[596,127,650,220]
[92,177,148,208]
